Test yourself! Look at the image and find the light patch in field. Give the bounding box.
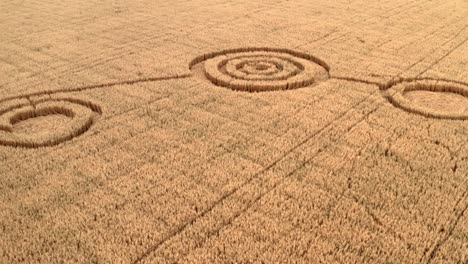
[12,112,73,134]
[404,90,468,114]
[0,98,101,148]
[190,47,330,92]
[384,79,468,120]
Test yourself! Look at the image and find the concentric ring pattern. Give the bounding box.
[191,48,330,92]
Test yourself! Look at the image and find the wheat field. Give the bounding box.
[0,0,467,263]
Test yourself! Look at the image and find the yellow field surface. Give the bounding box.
[0,0,467,263]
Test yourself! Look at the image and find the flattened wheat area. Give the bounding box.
[0,0,467,263]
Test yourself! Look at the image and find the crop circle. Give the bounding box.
[384,79,468,120]
[0,98,101,148]
[190,48,330,92]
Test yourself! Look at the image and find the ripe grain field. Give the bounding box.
[0,0,467,263]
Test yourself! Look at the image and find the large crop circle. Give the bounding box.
[191,48,330,92]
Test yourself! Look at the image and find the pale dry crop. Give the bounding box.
[0,0,467,263]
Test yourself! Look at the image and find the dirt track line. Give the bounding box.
[1,9,189,88]
[247,103,408,256]
[189,81,347,140]
[296,0,426,52]
[172,106,384,260]
[381,0,427,19]
[393,24,468,80]
[132,89,382,263]
[395,9,461,53]
[0,74,192,105]
[0,4,274,90]
[422,191,468,264]
[0,29,177,89]
[330,75,383,86]
[416,36,468,77]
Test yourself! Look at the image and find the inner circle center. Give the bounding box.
[255,64,269,71]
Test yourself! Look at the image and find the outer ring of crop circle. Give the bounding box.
[383,79,468,120]
[189,47,330,92]
[0,98,102,148]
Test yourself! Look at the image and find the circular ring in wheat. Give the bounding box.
[0,97,101,148]
[384,79,468,120]
[191,48,330,92]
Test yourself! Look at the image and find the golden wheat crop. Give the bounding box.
[0,0,467,263]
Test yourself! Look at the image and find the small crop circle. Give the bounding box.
[191,48,329,92]
[0,97,102,148]
[384,79,468,120]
